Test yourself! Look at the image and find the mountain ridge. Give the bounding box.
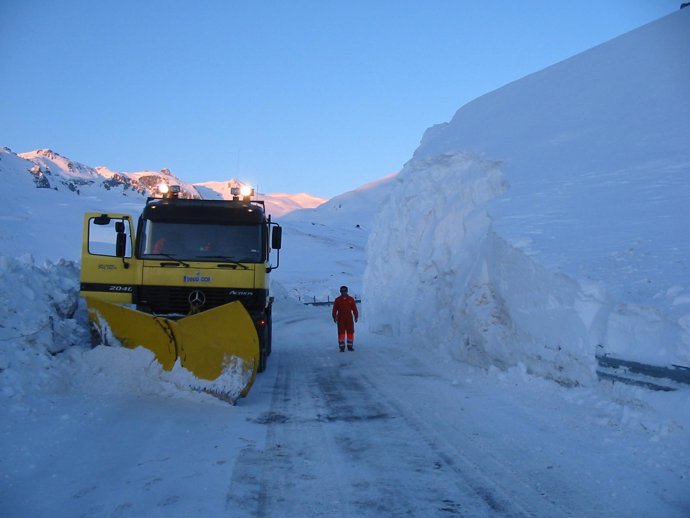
[4,147,327,217]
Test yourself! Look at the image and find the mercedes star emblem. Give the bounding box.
[188,290,206,307]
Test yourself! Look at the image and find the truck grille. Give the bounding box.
[136,286,264,315]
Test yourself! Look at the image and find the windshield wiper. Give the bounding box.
[142,253,190,267]
[197,255,249,269]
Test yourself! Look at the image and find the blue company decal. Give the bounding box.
[183,273,212,283]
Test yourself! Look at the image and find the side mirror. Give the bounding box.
[271,226,282,250]
[116,232,127,258]
[115,220,127,258]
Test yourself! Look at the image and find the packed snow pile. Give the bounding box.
[0,256,86,399]
[364,8,690,385]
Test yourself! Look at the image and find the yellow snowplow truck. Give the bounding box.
[79,185,282,401]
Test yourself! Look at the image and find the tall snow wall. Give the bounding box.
[363,153,607,385]
[363,9,690,384]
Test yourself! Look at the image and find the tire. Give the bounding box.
[267,312,273,356]
[258,348,268,373]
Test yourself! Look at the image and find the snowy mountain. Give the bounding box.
[365,8,690,385]
[17,148,187,197]
[5,147,326,216]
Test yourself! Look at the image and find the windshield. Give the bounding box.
[139,220,263,262]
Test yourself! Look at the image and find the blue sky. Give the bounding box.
[0,0,681,198]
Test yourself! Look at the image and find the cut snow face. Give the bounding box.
[364,9,690,382]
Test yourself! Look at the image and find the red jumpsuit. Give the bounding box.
[332,294,359,350]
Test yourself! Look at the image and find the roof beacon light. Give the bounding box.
[230,184,255,201]
[158,183,181,199]
[240,185,254,198]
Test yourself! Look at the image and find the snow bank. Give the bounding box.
[364,10,690,384]
[364,150,690,385]
[365,153,603,385]
[364,152,507,341]
[0,256,86,399]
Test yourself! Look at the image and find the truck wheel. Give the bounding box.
[267,315,273,356]
[89,321,102,347]
[258,348,267,373]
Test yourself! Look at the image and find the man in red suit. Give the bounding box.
[332,285,359,352]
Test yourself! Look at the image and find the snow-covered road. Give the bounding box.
[2,302,688,517]
[228,324,569,517]
[231,306,688,517]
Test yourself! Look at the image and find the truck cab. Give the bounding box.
[80,185,282,373]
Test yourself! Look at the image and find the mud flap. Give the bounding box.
[84,298,260,398]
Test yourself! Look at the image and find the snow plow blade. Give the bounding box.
[85,298,260,400]
[176,303,260,396]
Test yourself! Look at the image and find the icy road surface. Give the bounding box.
[2,304,688,517]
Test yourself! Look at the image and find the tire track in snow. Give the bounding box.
[360,344,577,517]
[228,338,534,516]
[225,347,356,517]
[226,300,576,517]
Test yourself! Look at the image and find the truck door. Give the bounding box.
[80,213,139,304]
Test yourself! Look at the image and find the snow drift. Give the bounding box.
[364,9,690,385]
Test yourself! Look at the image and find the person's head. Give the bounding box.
[340,286,348,295]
